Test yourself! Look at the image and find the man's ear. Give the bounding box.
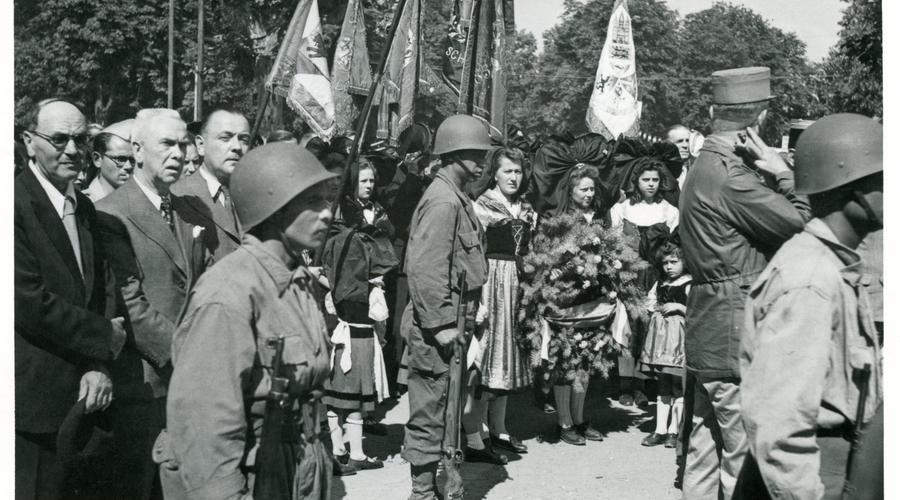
[708,105,715,121]
[23,131,36,158]
[132,141,144,167]
[195,134,206,157]
[756,109,768,129]
[91,150,103,169]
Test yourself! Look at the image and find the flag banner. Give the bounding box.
[585,0,640,140]
[376,0,422,145]
[332,0,373,135]
[443,0,513,134]
[266,0,336,139]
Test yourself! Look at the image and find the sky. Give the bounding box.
[515,0,846,62]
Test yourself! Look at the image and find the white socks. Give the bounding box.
[466,432,485,450]
[655,396,672,435]
[346,415,365,461]
[327,411,345,456]
[668,397,684,435]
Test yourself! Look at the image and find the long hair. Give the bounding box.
[553,163,603,216]
[627,160,665,205]
[469,147,528,200]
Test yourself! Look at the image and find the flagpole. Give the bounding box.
[313,0,409,264]
[194,0,204,121]
[167,0,175,108]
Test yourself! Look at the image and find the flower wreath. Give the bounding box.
[518,213,648,386]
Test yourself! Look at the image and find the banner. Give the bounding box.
[585,0,640,140]
[376,0,422,145]
[266,0,335,139]
[332,0,373,136]
[442,0,513,135]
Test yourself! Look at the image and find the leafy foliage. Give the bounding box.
[518,213,648,387]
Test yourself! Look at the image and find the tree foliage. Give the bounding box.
[14,0,881,141]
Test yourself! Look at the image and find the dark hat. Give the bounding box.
[56,398,115,463]
[787,119,815,150]
[711,67,775,104]
[186,121,202,136]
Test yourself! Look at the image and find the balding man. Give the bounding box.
[666,124,692,189]
[172,109,251,260]
[15,98,127,500]
[95,109,215,500]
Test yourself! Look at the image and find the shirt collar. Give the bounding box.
[29,160,76,218]
[804,218,863,285]
[198,165,223,199]
[133,174,165,211]
[241,234,296,294]
[92,175,116,196]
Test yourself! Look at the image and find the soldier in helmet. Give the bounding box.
[737,114,883,499]
[402,114,493,499]
[159,143,337,499]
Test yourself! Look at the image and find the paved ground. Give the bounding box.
[332,381,683,500]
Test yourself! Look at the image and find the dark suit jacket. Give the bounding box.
[171,170,241,261]
[14,167,117,433]
[96,178,214,401]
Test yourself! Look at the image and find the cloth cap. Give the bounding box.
[56,398,115,463]
[711,67,774,104]
[102,119,135,142]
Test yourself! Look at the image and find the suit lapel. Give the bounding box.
[172,196,200,283]
[124,182,188,276]
[180,174,240,244]
[22,169,84,287]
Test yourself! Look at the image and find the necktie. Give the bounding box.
[219,186,240,231]
[62,196,84,277]
[160,194,174,228]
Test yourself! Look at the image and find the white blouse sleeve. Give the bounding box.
[665,201,680,231]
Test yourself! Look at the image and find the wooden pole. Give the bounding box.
[194,0,204,121]
[168,0,175,109]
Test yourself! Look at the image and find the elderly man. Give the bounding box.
[678,67,812,499]
[172,108,251,260]
[95,109,214,500]
[666,124,691,188]
[15,98,126,500]
[84,131,134,201]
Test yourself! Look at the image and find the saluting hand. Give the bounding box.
[735,127,790,176]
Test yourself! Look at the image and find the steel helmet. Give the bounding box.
[794,113,882,195]
[230,143,337,230]
[432,114,493,156]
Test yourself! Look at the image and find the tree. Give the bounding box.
[817,0,882,116]
[675,2,826,143]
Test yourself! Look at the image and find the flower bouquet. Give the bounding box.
[518,213,648,388]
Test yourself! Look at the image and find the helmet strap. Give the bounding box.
[852,189,880,227]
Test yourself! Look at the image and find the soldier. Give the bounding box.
[402,115,492,500]
[678,66,812,499]
[737,114,882,499]
[159,144,337,499]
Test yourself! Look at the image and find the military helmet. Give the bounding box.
[230,143,337,230]
[432,114,493,156]
[794,113,882,195]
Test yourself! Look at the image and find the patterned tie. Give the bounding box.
[62,195,84,276]
[160,194,174,228]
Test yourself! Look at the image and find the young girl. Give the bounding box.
[610,161,679,407]
[639,242,690,448]
[322,159,398,473]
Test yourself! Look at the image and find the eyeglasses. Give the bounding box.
[29,130,89,150]
[101,152,136,168]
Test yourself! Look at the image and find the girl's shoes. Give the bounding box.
[641,432,668,447]
[559,426,586,446]
[575,422,604,441]
[347,456,384,471]
[664,433,678,448]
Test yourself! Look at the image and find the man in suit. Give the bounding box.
[172,109,251,260]
[95,109,214,500]
[15,97,127,500]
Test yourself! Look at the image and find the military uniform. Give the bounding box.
[678,67,812,499]
[402,168,487,490]
[740,220,881,499]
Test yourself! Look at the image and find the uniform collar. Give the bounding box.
[241,234,302,294]
[804,218,863,285]
[435,169,472,205]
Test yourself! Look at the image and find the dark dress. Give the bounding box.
[639,276,690,377]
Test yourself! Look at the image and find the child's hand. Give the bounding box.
[660,303,685,315]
